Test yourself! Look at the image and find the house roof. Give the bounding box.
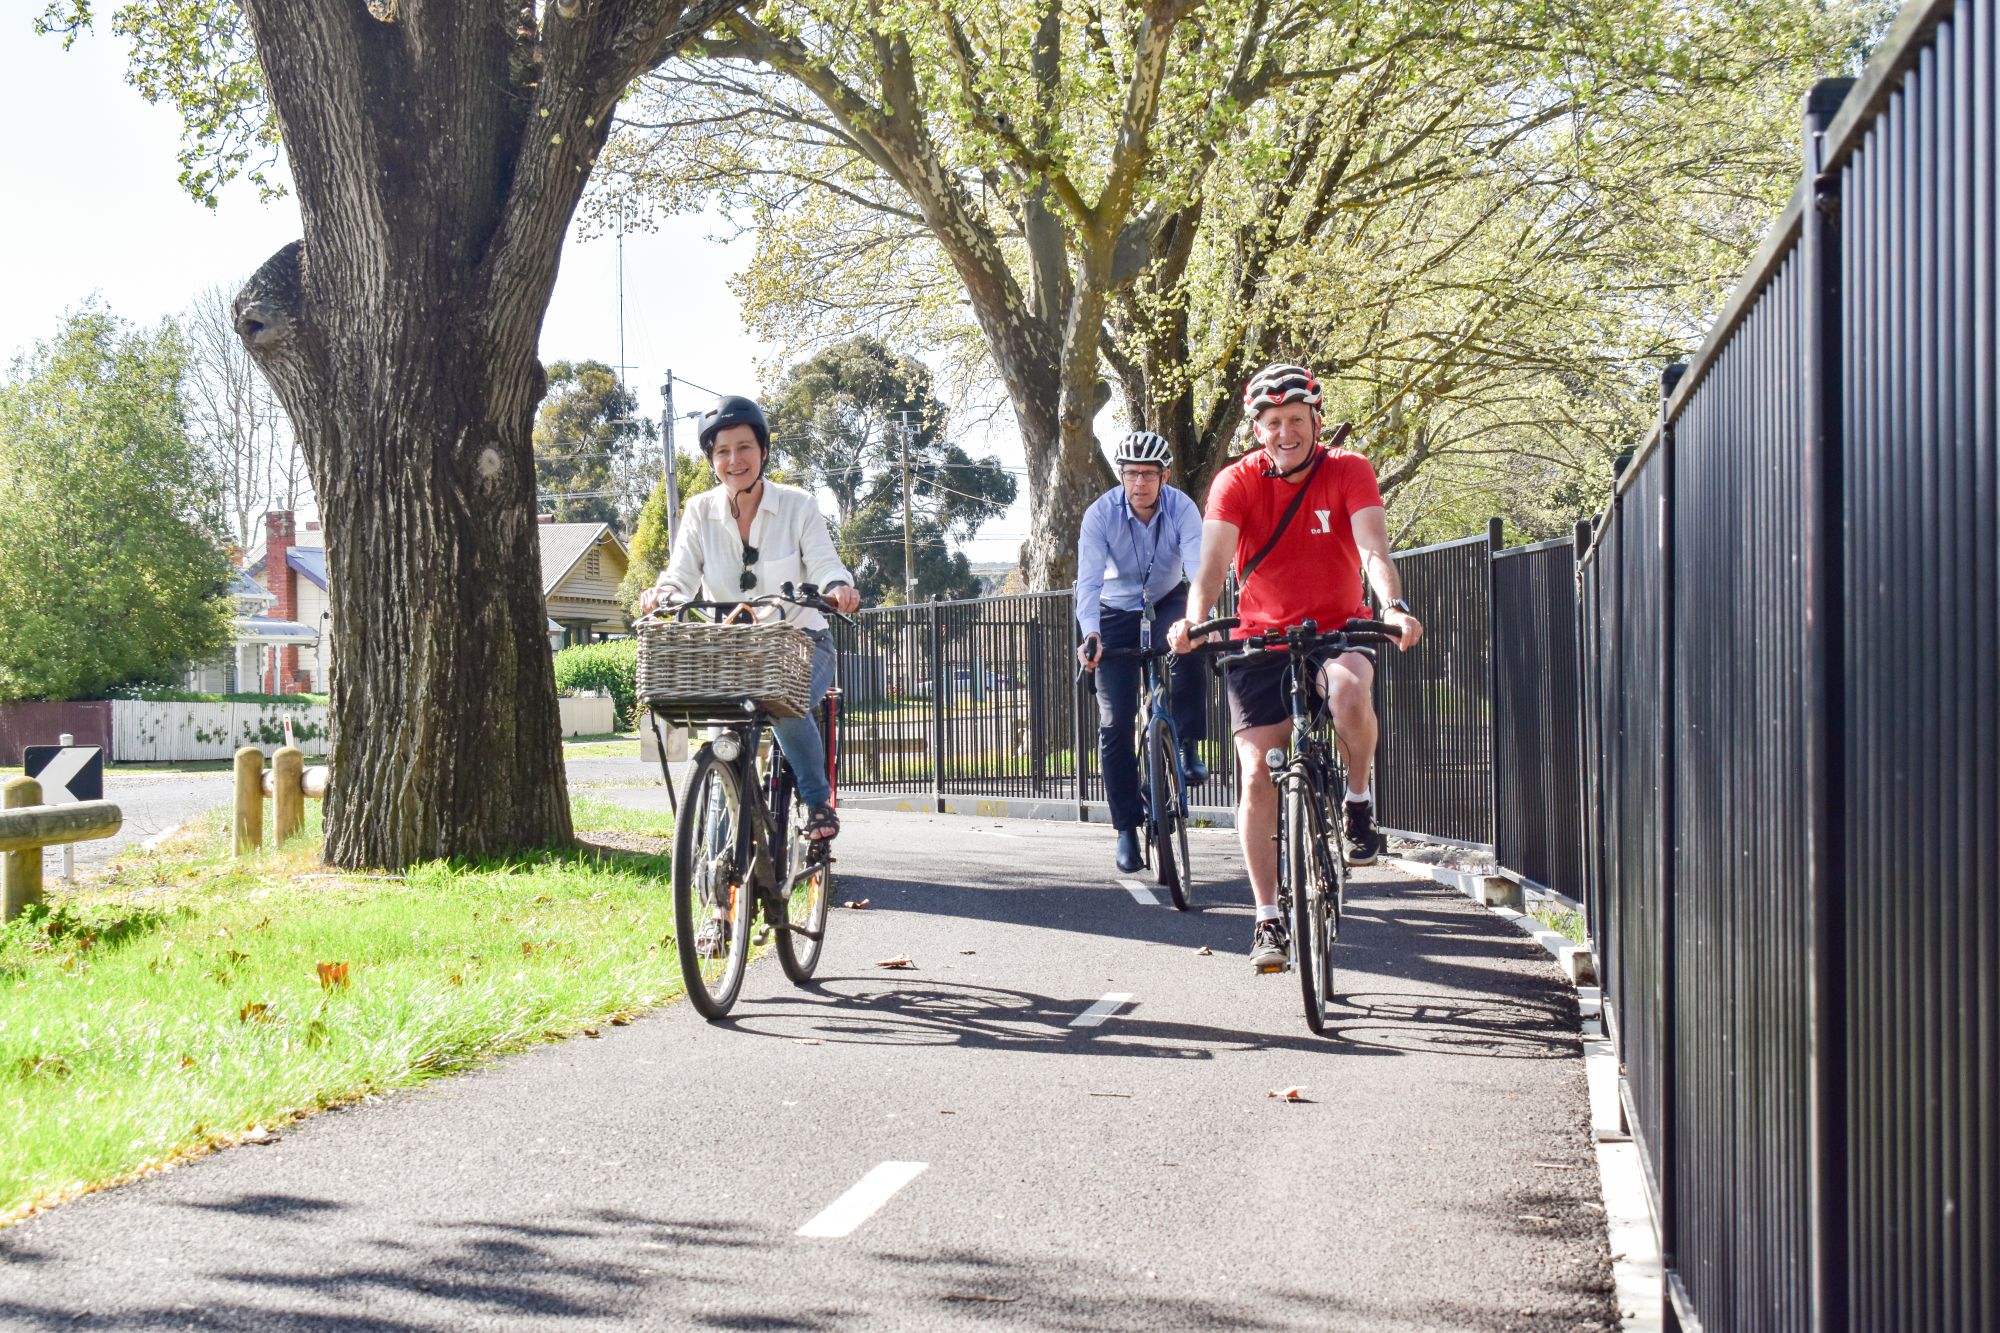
[287,547,329,591]
[229,570,272,602]
[234,616,320,644]
[538,522,628,595]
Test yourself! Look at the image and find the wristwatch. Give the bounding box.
[1385,598,1413,616]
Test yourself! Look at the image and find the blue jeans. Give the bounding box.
[1094,586,1207,831]
[771,628,837,808]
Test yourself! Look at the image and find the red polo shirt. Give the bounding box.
[1205,445,1385,637]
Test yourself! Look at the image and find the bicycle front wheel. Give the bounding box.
[1149,720,1192,910]
[1288,784,1335,1035]
[775,781,833,984]
[673,748,754,1019]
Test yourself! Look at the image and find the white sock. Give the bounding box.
[1346,784,1372,805]
[1255,904,1281,922]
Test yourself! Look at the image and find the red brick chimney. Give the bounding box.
[264,511,303,694]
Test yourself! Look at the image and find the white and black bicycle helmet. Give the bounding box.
[1114,430,1172,468]
[1242,362,1323,414]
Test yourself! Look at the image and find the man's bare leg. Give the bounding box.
[1234,721,1290,908]
[1320,652,1378,797]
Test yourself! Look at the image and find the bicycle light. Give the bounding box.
[1265,747,1286,770]
[711,732,743,763]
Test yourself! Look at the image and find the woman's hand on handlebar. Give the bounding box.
[824,583,862,615]
[637,583,677,617]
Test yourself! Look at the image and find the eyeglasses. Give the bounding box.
[739,543,759,591]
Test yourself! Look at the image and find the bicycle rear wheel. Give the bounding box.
[1288,784,1335,1035]
[1148,720,1192,910]
[775,777,833,983]
[673,749,754,1019]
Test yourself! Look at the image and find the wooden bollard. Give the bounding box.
[2,777,43,920]
[272,746,305,845]
[233,748,264,857]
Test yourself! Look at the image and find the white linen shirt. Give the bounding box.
[655,481,855,631]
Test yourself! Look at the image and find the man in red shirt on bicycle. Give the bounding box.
[1167,363,1424,972]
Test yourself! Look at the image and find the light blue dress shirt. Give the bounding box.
[1073,484,1205,636]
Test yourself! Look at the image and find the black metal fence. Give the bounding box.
[1374,532,1494,846]
[1575,4,1998,1325]
[1491,537,1587,900]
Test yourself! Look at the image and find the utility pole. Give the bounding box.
[661,372,680,547]
[899,410,917,603]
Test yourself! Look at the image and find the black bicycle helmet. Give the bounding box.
[698,394,771,454]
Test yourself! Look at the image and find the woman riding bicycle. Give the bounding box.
[636,394,862,842]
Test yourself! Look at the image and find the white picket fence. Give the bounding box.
[107,696,613,762]
[111,701,330,763]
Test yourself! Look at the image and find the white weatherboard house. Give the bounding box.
[182,565,321,695]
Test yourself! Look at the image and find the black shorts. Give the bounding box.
[1224,648,1369,732]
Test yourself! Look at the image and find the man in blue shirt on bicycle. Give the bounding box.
[1075,431,1210,873]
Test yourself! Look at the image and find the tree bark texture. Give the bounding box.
[232,0,731,868]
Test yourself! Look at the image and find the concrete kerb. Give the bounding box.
[1389,853,1660,1333]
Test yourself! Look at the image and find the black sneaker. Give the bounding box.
[1114,827,1143,874]
[1249,918,1291,972]
[1344,800,1385,866]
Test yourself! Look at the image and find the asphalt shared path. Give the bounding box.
[0,809,1616,1331]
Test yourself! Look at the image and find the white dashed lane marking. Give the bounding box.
[1069,993,1134,1028]
[1117,878,1160,905]
[796,1161,929,1238]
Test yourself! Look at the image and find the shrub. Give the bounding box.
[552,639,638,730]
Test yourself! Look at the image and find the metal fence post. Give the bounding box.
[1027,634,1046,797]
[927,600,944,814]
[1485,517,1504,854]
[1657,358,1687,1329]
[1800,75,1854,1333]
[1573,518,1595,944]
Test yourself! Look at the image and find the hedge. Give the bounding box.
[553,639,638,730]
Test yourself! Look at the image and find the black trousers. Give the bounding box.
[1094,584,1208,831]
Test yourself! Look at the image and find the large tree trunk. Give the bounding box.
[231,0,729,867]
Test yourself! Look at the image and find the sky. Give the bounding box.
[4,18,1031,561]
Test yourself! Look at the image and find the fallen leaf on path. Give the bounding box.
[1268,1086,1311,1102]
[316,962,349,990]
[610,1016,632,1026]
[875,955,915,968]
[841,899,871,909]
[940,1109,956,1115]
[959,949,977,955]
[241,1125,279,1145]
[583,1028,601,1038]
[1195,946,1213,955]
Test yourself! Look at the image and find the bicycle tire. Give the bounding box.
[1149,720,1192,910]
[1288,783,1334,1035]
[673,749,754,1019]
[775,774,832,984]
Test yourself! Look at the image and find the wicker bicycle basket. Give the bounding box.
[635,616,813,721]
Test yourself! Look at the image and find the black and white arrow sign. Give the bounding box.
[23,744,104,805]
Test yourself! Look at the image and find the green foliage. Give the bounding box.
[36,1,281,207]
[0,306,234,702]
[100,689,327,706]
[535,360,656,531]
[0,797,684,1224]
[552,638,639,730]
[766,338,1015,604]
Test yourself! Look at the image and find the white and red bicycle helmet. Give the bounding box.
[1242,362,1323,414]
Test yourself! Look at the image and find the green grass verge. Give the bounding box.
[561,735,640,759]
[0,797,681,1226]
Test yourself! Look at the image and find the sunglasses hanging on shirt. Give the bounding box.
[739,542,760,592]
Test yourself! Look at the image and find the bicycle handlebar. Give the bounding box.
[641,582,853,625]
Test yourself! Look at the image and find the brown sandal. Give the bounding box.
[804,803,840,841]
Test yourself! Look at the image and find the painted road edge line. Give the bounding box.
[1117,878,1159,905]
[1069,992,1134,1028]
[797,1161,929,1239]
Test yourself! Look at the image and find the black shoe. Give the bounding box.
[1344,799,1386,866]
[1115,827,1142,874]
[1178,743,1208,787]
[1250,918,1291,972]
